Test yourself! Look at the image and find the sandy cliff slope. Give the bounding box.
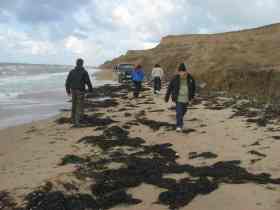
[101,23,280,102]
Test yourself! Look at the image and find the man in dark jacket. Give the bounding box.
[165,63,196,132]
[65,58,93,126]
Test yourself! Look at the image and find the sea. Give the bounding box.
[0,63,111,129]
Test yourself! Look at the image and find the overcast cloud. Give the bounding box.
[0,0,280,65]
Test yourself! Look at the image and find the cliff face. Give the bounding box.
[101,23,280,101]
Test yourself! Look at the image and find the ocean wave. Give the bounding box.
[0,68,99,84]
[0,71,68,84]
[0,68,100,103]
[0,92,21,101]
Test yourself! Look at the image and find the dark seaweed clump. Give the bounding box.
[23,191,98,210]
[75,126,280,210]
[60,155,88,166]
[246,118,267,127]
[248,150,267,158]
[201,93,235,111]
[272,136,280,140]
[0,191,16,210]
[85,99,119,111]
[4,182,140,210]
[149,109,165,113]
[19,190,140,210]
[5,126,280,210]
[199,91,280,128]
[182,128,197,134]
[86,84,132,99]
[78,126,145,151]
[55,114,117,128]
[229,100,280,127]
[16,189,139,210]
[124,112,132,117]
[189,152,218,159]
[137,118,175,131]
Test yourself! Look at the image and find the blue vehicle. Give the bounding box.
[116,63,134,83]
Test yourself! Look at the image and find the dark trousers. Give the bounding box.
[153,77,161,93]
[71,90,85,126]
[176,102,188,128]
[133,81,142,98]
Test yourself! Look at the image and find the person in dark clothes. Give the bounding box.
[65,58,93,127]
[132,64,144,98]
[151,64,164,94]
[165,63,196,132]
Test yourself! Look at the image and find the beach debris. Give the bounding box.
[0,191,16,210]
[85,99,119,110]
[199,91,280,128]
[267,127,280,132]
[118,108,129,112]
[137,101,156,105]
[95,190,141,209]
[272,136,280,140]
[86,84,131,99]
[124,112,132,117]
[122,121,140,130]
[248,150,267,158]
[158,177,218,209]
[76,127,280,210]
[9,187,139,210]
[6,86,280,210]
[78,126,145,151]
[7,121,280,210]
[126,103,139,108]
[251,159,263,164]
[168,106,176,111]
[134,110,146,118]
[202,93,236,111]
[23,191,98,210]
[125,121,140,126]
[122,125,131,129]
[81,115,117,127]
[189,152,218,159]
[55,114,117,128]
[250,141,261,146]
[246,118,267,127]
[182,129,196,134]
[60,155,88,166]
[25,126,38,134]
[187,118,198,122]
[149,109,165,113]
[55,117,71,124]
[137,117,175,131]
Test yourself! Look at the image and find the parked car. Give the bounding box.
[116,63,134,83]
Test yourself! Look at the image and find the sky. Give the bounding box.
[0,0,280,66]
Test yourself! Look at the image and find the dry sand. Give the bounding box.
[1,69,280,209]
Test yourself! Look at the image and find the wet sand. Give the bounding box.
[1,69,280,209]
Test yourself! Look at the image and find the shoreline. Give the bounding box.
[0,68,116,200]
[1,70,280,209]
[0,69,115,131]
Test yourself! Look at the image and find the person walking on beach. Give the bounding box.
[65,58,93,127]
[165,63,196,132]
[151,64,164,94]
[132,64,145,98]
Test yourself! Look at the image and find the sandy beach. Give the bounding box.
[1,69,280,210]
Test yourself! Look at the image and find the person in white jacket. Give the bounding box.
[151,64,164,94]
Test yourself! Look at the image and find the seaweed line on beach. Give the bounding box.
[5,125,280,210]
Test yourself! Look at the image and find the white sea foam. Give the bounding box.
[0,92,21,101]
